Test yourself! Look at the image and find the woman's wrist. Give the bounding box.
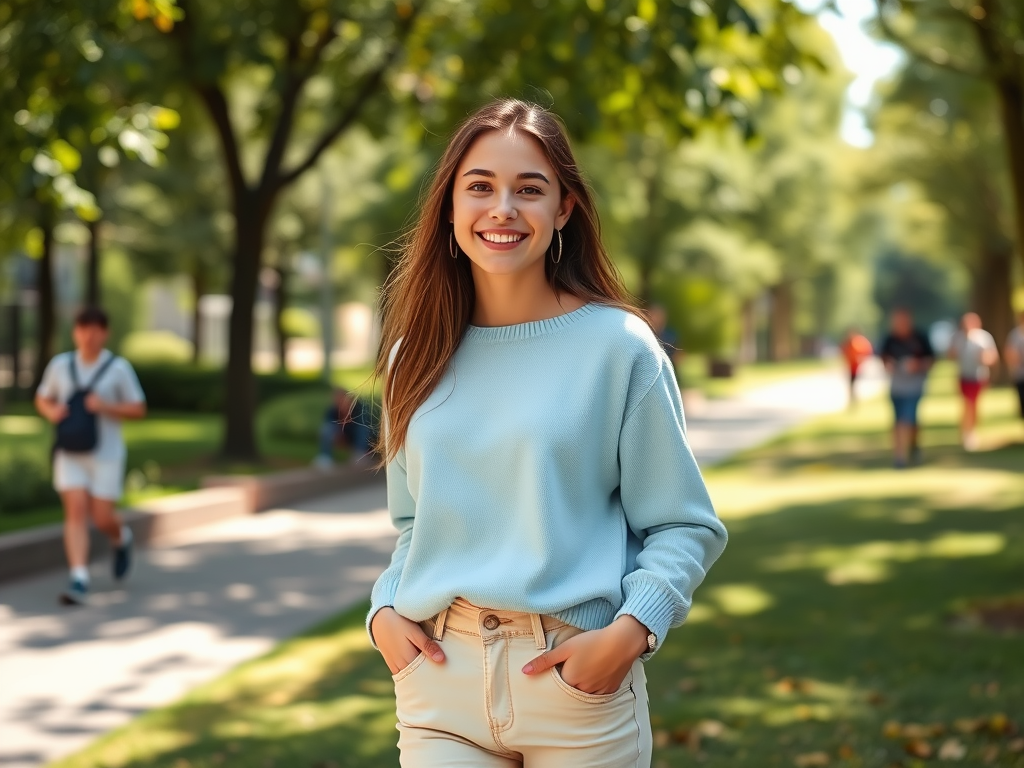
[610,614,652,658]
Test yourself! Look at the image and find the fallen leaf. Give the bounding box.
[902,722,944,739]
[678,677,700,692]
[883,720,903,739]
[1007,738,1024,753]
[938,738,967,760]
[670,725,690,745]
[696,719,727,738]
[867,692,886,706]
[988,713,1011,735]
[982,745,999,763]
[904,739,933,758]
[986,681,999,697]
[954,717,985,734]
[653,730,670,749]
[794,751,830,767]
[837,744,855,759]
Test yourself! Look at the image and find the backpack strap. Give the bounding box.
[85,353,119,391]
[68,355,80,390]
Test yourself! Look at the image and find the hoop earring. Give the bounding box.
[551,229,563,264]
[449,229,458,259]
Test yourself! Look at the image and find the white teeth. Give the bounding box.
[481,232,524,244]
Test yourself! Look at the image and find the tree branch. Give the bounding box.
[872,0,986,79]
[173,0,249,198]
[257,35,306,195]
[275,2,425,190]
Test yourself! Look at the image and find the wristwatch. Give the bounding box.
[646,631,657,654]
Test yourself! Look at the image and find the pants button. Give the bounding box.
[483,614,500,630]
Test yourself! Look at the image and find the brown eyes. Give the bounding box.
[466,183,543,195]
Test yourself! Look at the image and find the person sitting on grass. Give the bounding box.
[34,307,147,606]
[313,387,372,467]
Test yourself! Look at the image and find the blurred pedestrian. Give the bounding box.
[34,307,146,605]
[880,308,934,468]
[949,312,998,451]
[840,328,873,407]
[368,100,725,767]
[314,387,372,467]
[1005,309,1024,421]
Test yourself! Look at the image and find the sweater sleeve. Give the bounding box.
[366,447,416,647]
[614,362,727,657]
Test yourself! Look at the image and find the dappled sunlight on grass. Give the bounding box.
[0,414,46,435]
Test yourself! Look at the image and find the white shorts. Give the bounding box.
[53,452,126,501]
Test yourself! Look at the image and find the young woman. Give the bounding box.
[368,99,727,768]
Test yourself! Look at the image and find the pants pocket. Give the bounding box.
[392,651,426,683]
[549,665,633,704]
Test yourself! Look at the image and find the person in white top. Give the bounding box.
[1006,310,1024,421]
[34,307,147,605]
[948,312,998,451]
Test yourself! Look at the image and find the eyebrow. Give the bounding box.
[462,169,550,184]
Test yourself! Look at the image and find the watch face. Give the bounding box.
[647,633,657,650]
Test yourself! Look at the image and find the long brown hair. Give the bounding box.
[375,99,639,463]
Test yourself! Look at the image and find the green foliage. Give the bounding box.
[0,442,58,514]
[133,364,323,412]
[121,330,194,363]
[279,307,320,340]
[256,388,331,443]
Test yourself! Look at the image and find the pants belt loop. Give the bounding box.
[530,614,546,650]
[433,607,449,641]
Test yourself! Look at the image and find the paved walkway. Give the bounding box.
[0,362,884,767]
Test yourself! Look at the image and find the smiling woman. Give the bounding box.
[366,99,728,768]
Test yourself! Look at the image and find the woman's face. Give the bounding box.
[451,129,574,277]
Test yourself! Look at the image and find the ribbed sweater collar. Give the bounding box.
[463,303,598,342]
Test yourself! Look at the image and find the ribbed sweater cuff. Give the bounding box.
[366,569,403,649]
[615,580,682,660]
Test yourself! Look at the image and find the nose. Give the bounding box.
[489,191,518,222]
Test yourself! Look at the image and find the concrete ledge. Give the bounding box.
[0,464,382,585]
[201,462,381,512]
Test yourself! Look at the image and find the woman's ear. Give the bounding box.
[555,194,575,230]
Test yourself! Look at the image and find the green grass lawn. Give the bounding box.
[48,366,1024,768]
[679,355,839,399]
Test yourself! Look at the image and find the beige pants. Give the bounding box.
[392,598,652,767]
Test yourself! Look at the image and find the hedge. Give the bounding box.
[132,364,325,412]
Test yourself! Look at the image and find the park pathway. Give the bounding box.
[0,362,885,768]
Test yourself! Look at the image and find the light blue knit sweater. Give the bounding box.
[368,303,727,655]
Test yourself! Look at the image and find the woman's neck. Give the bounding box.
[470,268,585,327]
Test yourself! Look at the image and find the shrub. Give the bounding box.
[281,307,321,339]
[0,447,58,514]
[132,364,325,412]
[258,389,333,443]
[121,331,194,364]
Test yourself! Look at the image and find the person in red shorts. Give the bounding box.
[949,312,999,451]
[840,328,873,408]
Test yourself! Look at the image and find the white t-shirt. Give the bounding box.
[37,350,146,462]
[951,328,997,382]
[1008,326,1024,382]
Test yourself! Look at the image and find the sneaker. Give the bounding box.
[59,578,89,606]
[113,527,133,581]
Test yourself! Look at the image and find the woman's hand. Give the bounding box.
[521,615,650,694]
[371,606,446,674]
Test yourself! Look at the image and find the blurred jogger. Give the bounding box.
[840,328,873,407]
[949,312,999,451]
[34,307,147,605]
[880,308,934,469]
[1006,310,1024,420]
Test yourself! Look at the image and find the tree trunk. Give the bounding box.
[86,218,100,307]
[739,298,757,364]
[769,282,794,361]
[273,265,288,372]
[995,78,1024,278]
[191,262,206,365]
[972,242,1015,381]
[32,209,56,390]
[221,195,269,460]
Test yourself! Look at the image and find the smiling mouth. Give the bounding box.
[478,232,527,244]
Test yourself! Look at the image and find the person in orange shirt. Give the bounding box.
[841,328,873,407]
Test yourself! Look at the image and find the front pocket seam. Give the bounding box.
[549,667,630,704]
[391,651,426,683]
